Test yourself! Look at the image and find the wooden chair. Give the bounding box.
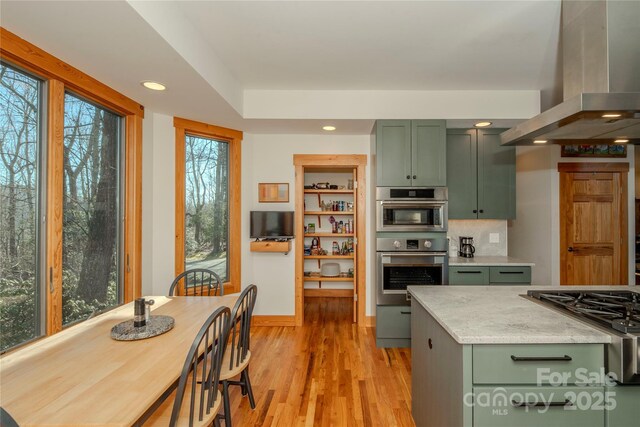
[169,269,224,297]
[146,306,230,427]
[0,407,19,427]
[220,285,258,427]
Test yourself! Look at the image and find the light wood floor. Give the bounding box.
[227,297,414,426]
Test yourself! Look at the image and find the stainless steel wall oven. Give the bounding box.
[376,187,447,232]
[376,237,448,305]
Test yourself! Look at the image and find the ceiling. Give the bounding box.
[0,0,562,134]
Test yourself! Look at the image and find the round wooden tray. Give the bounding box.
[110,315,175,341]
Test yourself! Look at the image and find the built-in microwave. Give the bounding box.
[376,187,448,232]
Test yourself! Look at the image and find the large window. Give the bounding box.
[174,118,241,294]
[0,63,43,351]
[184,135,228,281]
[62,93,123,325]
[0,28,143,352]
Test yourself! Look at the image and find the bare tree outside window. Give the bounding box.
[0,63,42,352]
[184,135,228,281]
[62,93,122,325]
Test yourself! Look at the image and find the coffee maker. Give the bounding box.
[459,236,475,258]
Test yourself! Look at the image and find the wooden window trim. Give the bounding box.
[174,117,242,295]
[1,28,144,335]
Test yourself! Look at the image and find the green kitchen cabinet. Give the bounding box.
[376,305,412,348]
[375,120,446,187]
[447,128,515,219]
[450,266,531,285]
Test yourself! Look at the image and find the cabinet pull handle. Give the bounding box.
[400,311,411,314]
[459,270,483,274]
[479,209,484,213]
[512,399,572,408]
[428,338,433,349]
[406,175,411,179]
[499,271,524,275]
[472,209,478,214]
[413,175,417,179]
[510,355,572,362]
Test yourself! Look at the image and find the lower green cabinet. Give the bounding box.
[376,305,411,348]
[473,386,605,427]
[606,385,640,427]
[450,266,531,285]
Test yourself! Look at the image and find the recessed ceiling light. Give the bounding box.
[614,139,629,144]
[602,113,621,118]
[322,125,336,131]
[141,81,166,91]
[533,139,547,144]
[474,121,492,128]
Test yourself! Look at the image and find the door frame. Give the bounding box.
[293,155,367,326]
[558,162,629,285]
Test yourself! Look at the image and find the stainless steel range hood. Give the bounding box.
[501,0,640,146]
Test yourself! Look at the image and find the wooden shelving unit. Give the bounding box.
[303,276,354,282]
[304,255,353,259]
[294,154,366,325]
[304,233,354,237]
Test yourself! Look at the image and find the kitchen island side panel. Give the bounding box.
[411,299,472,427]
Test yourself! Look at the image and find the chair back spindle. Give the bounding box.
[227,285,257,371]
[170,306,230,427]
[169,269,223,297]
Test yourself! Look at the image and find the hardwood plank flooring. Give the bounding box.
[228,298,414,426]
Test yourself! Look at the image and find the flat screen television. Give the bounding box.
[250,211,295,239]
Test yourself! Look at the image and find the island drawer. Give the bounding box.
[473,386,605,427]
[376,305,411,339]
[473,344,604,385]
[449,267,489,285]
[489,266,531,283]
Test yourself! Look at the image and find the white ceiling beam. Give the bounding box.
[243,90,541,120]
[128,0,244,115]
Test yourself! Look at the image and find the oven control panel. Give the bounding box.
[376,237,446,252]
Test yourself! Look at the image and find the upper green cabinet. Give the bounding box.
[447,128,516,219]
[375,120,446,187]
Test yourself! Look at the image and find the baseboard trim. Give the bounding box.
[364,316,376,327]
[252,315,296,327]
[304,288,352,298]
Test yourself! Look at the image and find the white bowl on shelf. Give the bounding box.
[320,263,340,277]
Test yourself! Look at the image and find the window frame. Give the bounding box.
[0,28,144,342]
[174,117,242,295]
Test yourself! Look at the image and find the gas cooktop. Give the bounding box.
[527,290,640,334]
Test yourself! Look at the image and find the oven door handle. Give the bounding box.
[379,201,445,206]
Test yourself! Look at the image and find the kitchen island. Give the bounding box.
[408,286,639,427]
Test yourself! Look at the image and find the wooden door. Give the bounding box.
[559,163,628,285]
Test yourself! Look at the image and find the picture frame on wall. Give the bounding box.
[258,183,289,203]
[561,144,627,158]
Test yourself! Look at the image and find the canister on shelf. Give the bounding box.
[332,241,339,255]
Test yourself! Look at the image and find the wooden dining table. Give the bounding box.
[0,294,239,426]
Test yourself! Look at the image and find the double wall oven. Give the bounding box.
[377,237,448,305]
[377,187,447,232]
[376,187,449,305]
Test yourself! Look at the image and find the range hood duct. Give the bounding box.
[501,0,640,146]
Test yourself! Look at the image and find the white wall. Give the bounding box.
[241,134,374,316]
[508,145,636,286]
[141,112,176,296]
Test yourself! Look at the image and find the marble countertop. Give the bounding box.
[406,286,635,344]
[449,256,535,267]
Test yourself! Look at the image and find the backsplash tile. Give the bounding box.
[448,220,508,257]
